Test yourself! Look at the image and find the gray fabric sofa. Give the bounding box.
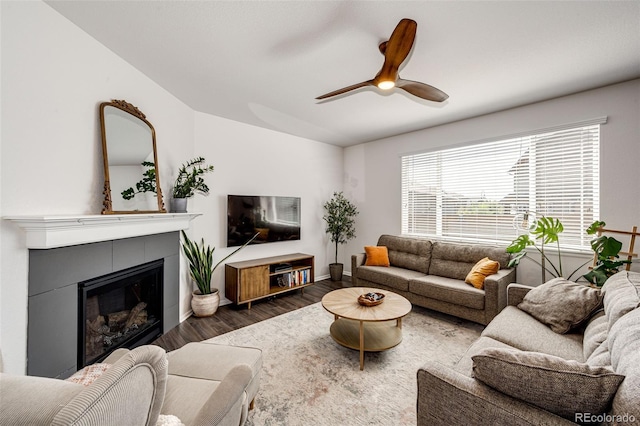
[0,341,262,426]
[417,270,640,425]
[351,234,516,325]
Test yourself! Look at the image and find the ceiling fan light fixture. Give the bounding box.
[377,80,395,90]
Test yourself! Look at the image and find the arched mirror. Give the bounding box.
[100,100,166,214]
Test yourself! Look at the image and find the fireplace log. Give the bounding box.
[86,315,106,359]
[125,302,148,330]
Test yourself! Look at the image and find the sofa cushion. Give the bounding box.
[377,235,432,274]
[607,307,640,422]
[454,335,517,377]
[429,242,510,280]
[587,340,612,367]
[582,310,607,360]
[482,306,584,361]
[472,347,624,422]
[0,374,83,424]
[601,270,640,330]
[409,275,485,310]
[364,246,390,267]
[168,342,262,383]
[357,265,424,292]
[465,257,500,289]
[161,374,220,425]
[517,277,603,334]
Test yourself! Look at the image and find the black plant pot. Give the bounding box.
[329,263,343,281]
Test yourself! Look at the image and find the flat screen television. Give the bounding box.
[227,195,301,247]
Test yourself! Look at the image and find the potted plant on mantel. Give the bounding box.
[170,157,215,213]
[323,191,359,281]
[181,230,258,317]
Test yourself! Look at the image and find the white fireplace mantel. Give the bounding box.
[5,213,201,249]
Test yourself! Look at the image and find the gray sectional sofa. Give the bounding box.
[417,270,640,425]
[351,234,516,325]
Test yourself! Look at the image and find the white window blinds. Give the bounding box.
[401,120,603,249]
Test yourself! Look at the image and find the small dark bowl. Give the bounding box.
[358,292,385,307]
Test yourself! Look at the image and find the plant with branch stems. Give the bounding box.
[121,161,157,200]
[172,157,215,198]
[582,221,630,287]
[323,192,359,264]
[506,216,589,282]
[181,230,258,295]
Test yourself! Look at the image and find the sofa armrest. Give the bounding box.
[103,347,130,364]
[507,283,534,306]
[52,345,168,426]
[417,359,575,426]
[190,365,253,426]
[483,268,516,323]
[351,253,365,283]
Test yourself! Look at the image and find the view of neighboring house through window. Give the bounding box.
[401,119,604,250]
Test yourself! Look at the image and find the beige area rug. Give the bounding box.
[206,302,483,426]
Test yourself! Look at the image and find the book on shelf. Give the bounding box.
[274,268,311,288]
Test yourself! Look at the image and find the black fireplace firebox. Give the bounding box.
[78,259,164,368]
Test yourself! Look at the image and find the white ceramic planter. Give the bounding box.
[191,289,220,317]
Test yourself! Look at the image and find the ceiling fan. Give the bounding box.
[316,18,448,103]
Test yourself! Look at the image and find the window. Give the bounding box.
[401,119,604,249]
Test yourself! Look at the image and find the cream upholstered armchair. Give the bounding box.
[1,345,168,425]
[0,342,260,426]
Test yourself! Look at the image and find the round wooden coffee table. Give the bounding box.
[321,287,412,370]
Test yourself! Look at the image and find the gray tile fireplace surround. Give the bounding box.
[28,231,179,379]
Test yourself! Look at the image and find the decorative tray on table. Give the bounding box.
[358,292,385,307]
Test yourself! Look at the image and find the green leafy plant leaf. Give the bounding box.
[532,216,563,245]
[586,220,606,235]
[181,230,258,295]
[121,162,158,200]
[506,235,534,253]
[172,157,215,198]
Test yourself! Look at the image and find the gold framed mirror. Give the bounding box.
[100,99,166,214]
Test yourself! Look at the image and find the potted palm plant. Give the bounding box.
[181,230,258,317]
[323,191,359,281]
[170,157,215,213]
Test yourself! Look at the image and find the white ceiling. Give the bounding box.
[46,1,640,147]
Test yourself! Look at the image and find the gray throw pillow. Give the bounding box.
[518,277,602,333]
[472,347,624,421]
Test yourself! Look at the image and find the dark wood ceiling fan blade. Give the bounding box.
[385,19,417,69]
[374,19,417,86]
[396,79,449,102]
[315,80,374,100]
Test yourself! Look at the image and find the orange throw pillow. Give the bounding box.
[364,246,390,267]
[465,257,500,289]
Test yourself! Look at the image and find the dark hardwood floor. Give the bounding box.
[152,278,353,352]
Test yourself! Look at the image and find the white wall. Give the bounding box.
[0,1,343,375]
[343,79,640,285]
[187,113,343,314]
[0,1,194,374]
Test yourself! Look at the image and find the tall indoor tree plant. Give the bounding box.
[181,230,257,317]
[323,191,359,281]
[170,157,215,213]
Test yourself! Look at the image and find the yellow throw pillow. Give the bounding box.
[465,257,500,289]
[364,246,390,267]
